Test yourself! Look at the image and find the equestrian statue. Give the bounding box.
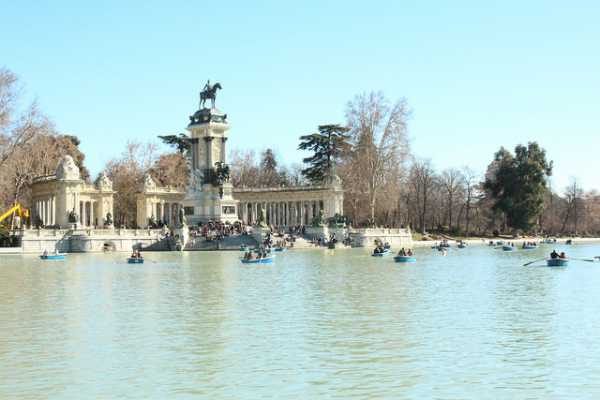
[199,80,222,109]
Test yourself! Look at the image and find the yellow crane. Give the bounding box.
[0,203,30,229]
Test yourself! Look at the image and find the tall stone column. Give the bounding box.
[90,201,94,227]
[51,196,56,226]
[221,137,227,164]
[82,201,86,226]
[205,137,213,170]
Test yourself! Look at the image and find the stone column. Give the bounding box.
[90,200,95,226]
[221,137,227,164]
[52,196,56,226]
[205,137,213,170]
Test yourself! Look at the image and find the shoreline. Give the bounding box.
[411,236,600,248]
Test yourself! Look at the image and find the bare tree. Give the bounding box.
[0,68,55,171]
[562,178,584,234]
[344,91,410,225]
[104,142,157,227]
[409,159,436,234]
[149,152,189,190]
[440,168,464,232]
[461,167,479,236]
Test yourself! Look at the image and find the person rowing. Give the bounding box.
[550,250,559,259]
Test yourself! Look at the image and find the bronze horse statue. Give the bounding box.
[199,82,222,109]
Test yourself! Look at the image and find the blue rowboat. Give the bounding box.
[40,254,65,260]
[127,258,144,264]
[241,256,274,264]
[394,255,416,263]
[522,245,537,250]
[372,249,392,257]
[547,258,568,267]
[273,247,286,252]
[457,244,467,249]
[502,245,515,251]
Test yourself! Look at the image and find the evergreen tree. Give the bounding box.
[258,148,280,186]
[298,124,350,184]
[484,142,553,232]
[158,134,190,154]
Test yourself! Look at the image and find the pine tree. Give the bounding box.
[484,142,553,232]
[298,124,350,184]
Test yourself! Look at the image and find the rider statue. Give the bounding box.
[199,79,222,109]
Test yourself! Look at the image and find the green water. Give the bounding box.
[1,243,600,399]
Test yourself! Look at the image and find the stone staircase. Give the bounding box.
[184,234,259,251]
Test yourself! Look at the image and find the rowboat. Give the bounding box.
[127,257,144,264]
[40,254,65,260]
[372,248,392,257]
[241,256,274,264]
[273,247,286,252]
[522,245,537,250]
[394,255,416,263]
[547,258,568,267]
[457,243,467,249]
[502,245,515,251]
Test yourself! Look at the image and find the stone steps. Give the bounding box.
[184,234,258,251]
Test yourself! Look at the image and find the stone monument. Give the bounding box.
[182,80,239,224]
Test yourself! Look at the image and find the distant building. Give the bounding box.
[30,155,114,228]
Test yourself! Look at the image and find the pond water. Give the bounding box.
[1,243,600,399]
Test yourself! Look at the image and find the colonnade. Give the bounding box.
[238,200,324,227]
[150,201,182,225]
[78,200,96,227]
[33,196,57,226]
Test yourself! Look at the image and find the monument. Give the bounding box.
[183,80,239,224]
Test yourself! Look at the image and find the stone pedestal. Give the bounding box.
[183,183,238,225]
[183,107,239,225]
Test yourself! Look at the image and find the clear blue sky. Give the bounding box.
[2,0,599,191]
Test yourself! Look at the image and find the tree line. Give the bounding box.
[1,66,599,236]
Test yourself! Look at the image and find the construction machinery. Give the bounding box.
[0,203,30,229]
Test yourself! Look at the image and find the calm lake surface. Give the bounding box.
[2,243,600,399]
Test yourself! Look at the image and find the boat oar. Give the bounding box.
[523,258,545,266]
[571,257,596,263]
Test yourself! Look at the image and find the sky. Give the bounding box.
[2,0,599,191]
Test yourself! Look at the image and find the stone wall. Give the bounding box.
[14,228,172,253]
[349,228,413,249]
